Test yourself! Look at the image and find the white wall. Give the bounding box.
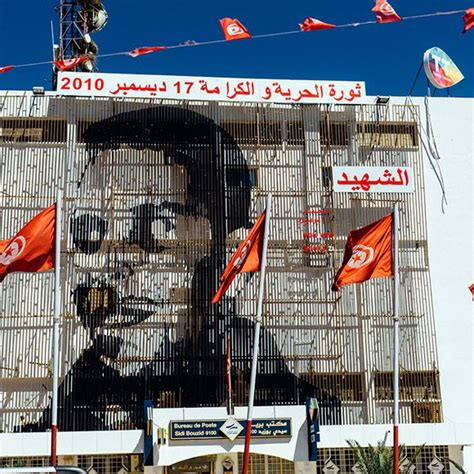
[412,97,473,426]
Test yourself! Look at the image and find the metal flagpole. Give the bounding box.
[226,336,233,415]
[392,204,400,473]
[242,193,272,474]
[51,190,62,466]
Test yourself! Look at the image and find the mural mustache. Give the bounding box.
[22,106,340,432]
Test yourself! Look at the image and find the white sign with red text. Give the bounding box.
[56,72,366,104]
[333,166,414,193]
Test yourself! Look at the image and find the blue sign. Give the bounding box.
[169,418,292,441]
[306,397,320,461]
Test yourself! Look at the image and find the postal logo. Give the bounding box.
[347,244,374,268]
[0,236,27,265]
[220,416,244,441]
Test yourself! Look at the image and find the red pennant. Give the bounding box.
[219,18,251,41]
[53,57,88,71]
[462,8,474,34]
[372,0,401,23]
[128,46,167,57]
[0,65,14,74]
[299,18,336,32]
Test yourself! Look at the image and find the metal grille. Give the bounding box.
[0,449,454,473]
[0,95,441,432]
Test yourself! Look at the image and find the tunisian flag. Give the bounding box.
[220,18,252,41]
[53,57,87,71]
[212,211,266,303]
[462,8,474,34]
[128,46,167,57]
[0,204,56,282]
[299,18,336,31]
[332,213,393,291]
[0,65,14,74]
[372,0,401,23]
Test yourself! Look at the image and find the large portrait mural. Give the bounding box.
[22,106,340,431]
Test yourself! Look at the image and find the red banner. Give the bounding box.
[372,0,401,23]
[299,18,336,31]
[220,18,251,41]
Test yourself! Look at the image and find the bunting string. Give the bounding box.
[1,8,471,74]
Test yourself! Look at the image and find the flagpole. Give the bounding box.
[242,193,272,474]
[392,204,399,474]
[226,336,234,415]
[51,190,62,466]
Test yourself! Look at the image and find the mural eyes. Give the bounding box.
[70,213,108,254]
[70,206,177,255]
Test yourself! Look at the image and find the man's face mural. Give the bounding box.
[23,105,334,432]
[70,106,251,377]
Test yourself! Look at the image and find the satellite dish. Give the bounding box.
[423,47,464,89]
[90,8,108,32]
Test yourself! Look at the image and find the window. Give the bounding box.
[221,120,304,148]
[357,122,419,148]
[319,120,350,147]
[0,118,67,143]
[374,370,441,400]
[300,372,364,401]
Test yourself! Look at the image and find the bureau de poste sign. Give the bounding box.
[56,71,366,104]
[169,418,292,440]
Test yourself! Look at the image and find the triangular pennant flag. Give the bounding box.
[0,65,14,74]
[462,8,474,34]
[219,18,252,41]
[212,210,266,303]
[0,204,56,283]
[299,17,336,32]
[332,213,393,291]
[372,0,402,23]
[128,46,167,57]
[53,57,88,71]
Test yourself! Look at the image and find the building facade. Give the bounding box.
[0,88,472,473]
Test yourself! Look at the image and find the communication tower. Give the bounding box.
[57,0,108,73]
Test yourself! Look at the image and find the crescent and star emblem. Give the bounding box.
[347,244,375,268]
[0,236,27,265]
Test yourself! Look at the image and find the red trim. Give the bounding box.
[393,424,399,473]
[242,419,253,474]
[51,424,58,466]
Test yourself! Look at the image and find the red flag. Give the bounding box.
[212,211,266,303]
[332,213,393,291]
[299,18,336,32]
[220,18,252,41]
[225,336,232,391]
[0,204,56,283]
[0,65,14,74]
[462,8,474,34]
[128,46,167,57]
[53,57,87,71]
[372,0,401,23]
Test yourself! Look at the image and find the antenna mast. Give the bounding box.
[57,0,108,73]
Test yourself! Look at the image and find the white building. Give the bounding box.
[0,77,472,473]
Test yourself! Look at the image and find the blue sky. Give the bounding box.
[0,0,473,96]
